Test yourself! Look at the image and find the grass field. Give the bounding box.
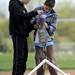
[0,52,75,71]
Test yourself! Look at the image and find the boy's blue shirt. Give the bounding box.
[32,6,57,47]
[34,6,57,36]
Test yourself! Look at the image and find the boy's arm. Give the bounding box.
[46,13,57,36]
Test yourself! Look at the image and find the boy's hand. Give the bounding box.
[45,23,48,29]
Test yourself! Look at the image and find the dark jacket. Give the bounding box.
[9,0,38,37]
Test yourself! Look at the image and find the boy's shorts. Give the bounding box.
[35,39,54,48]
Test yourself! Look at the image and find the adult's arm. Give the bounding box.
[9,0,38,20]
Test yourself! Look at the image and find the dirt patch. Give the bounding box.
[64,70,75,75]
[0,70,75,75]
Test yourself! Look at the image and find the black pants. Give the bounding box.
[11,35,28,75]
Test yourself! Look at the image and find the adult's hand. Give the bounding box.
[34,24,39,29]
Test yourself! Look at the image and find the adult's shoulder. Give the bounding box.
[9,0,23,8]
[9,0,18,10]
[9,0,23,12]
[9,0,18,6]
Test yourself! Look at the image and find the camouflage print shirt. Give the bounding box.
[33,6,57,47]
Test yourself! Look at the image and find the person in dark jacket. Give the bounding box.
[9,0,41,75]
[33,0,57,75]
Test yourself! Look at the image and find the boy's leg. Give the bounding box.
[47,45,57,75]
[35,46,44,75]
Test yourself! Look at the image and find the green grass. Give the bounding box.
[0,52,75,71]
[0,53,13,71]
[56,52,75,69]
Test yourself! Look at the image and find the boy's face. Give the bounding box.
[43,5,52,12]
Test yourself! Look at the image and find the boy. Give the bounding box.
[33,0,57,75]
